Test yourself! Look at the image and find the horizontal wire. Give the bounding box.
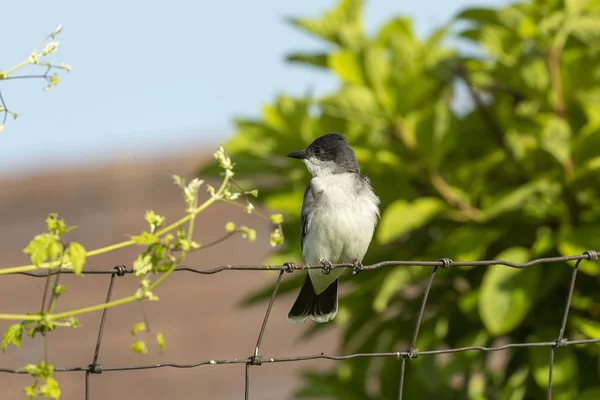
[1,338,598,374]
[7,250,599,277]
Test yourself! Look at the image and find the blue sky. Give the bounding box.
[0,0,501,177]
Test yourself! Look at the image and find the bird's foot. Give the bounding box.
[319,259,333,275]
[352,259,363,276]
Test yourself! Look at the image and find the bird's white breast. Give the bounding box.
[303,173,380,294]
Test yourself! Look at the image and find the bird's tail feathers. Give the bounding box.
[287,275,338,323]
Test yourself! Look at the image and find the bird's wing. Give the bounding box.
[300,181,316,253]
[361,174,381,220]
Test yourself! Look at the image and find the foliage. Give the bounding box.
[1,29,285,397]
[200,0,600,398]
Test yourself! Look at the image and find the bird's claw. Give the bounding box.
[352,259,363,275]
[320,259,333,275]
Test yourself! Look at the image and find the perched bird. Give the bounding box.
[286,133,380,323]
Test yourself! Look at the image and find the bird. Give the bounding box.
[285,133,380,323]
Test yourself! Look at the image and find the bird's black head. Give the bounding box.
[287,133,359,176]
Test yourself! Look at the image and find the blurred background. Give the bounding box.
[4,0,600,399]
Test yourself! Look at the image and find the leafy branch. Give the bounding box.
[0,147,285,399]
[0,24,71,133]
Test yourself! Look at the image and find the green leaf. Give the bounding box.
[2,324,23,352]
[538,11,567,37]
[131,231,160,245]
[328,50,364,85]
[19,364,41,375]
[133,254,153,277]
[483,180,556,219]
[455,8,500,25]
[518,17,537,38]
[520,59,549,90]
[131,340,148,354]
[376,17,414,44]
[320,86,382,126]
[478,247,539,335]
[46,213,66,235]
[531,226,555,256]
[285,52,329,69]
[530,345,578,400]
[157,332,166,352]
[372,268,411,312]
[541,115,571,165]
[48,241,63,262]
[52,284,66,297]
[566,0,592,15]
[39,377,61,400]
[501,366,529,400]
[557,224,600,275]
[264,192,303,215]
[287,0,364,47]
[144,210,165,232]
[571,316,600,338]
[570,15,600,44]
[377,197,445,244]
[130,322,147,335]
[18,361,54,378]
[66,242,87,276]
[23,233,62,266]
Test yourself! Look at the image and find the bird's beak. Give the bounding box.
[286,150,306,160]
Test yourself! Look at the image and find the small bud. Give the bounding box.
[41,42,59,56]
[172,175,185,187]
[270,213,284,225]
[225,222,236,232]
[269,227,284,247]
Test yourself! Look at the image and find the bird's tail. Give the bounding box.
[287,275,338,323]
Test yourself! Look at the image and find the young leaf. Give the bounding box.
[130,322,147,335]
[66,242,87,276]
[377,197,445,244]
[52,284,66,297]
[157,332,166,352]
[131,340,148,354]
[133,254,153,277]
[372,269,411,313]
[131,231,160,245]
[2,324,24,352]
[39,377,61,400]
[23,233,60,266]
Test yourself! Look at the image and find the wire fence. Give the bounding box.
[1,250,600,399]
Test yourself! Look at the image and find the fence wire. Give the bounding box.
[1,250,600,400]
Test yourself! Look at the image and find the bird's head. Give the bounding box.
[286,133,359,177]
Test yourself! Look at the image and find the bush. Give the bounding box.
[201,0,600,398]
